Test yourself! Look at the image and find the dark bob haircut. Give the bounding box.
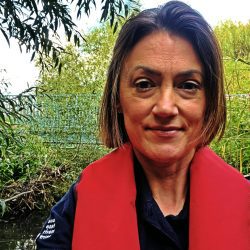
[99,0,226,148]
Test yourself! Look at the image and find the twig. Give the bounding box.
[3,190,33,203]
[236,58,250,65]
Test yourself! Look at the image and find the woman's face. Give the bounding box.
[119,31,206,167]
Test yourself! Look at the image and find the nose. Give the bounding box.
[152,87,179,118]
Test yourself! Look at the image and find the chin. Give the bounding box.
[146,145,196,165]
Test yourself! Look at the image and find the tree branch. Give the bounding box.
[236,58,250,65]
[3,190,33,203]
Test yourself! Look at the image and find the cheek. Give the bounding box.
[121,100,149,136]
[123,105,144,125]
[185,95,205,117]
[183,101,205,129]
[120,94,148,119]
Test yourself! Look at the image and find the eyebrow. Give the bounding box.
[177,69,204,79]
[132,65,162,77]
[131,65,203,79]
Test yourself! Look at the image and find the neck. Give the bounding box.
[135,150,194,216]
[150,167,189,216]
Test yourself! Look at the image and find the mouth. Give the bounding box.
[147,125,183,132]
[146,125,184,137]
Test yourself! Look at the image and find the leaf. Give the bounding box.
[55,18,58,31]
[100,1,109,22]
[118,0,122,12]
[74,34,78,46]
[67,30,72,41]
[113,21,118,34]
[30,51,36,61]
[54,57,59,68]
[0,111,6,123]
[30,0,38,14]
[58,62,63,74]
[124,4,128,17]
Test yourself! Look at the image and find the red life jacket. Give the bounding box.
[72,144,250,250]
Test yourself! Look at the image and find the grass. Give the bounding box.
[210,59,249,174]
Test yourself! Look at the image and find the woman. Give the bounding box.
[36,1,250,249]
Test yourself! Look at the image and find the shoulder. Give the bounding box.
[87,143,133,168]
[191,147,250,189]
[77,143,133,182]
[75,143,136,201]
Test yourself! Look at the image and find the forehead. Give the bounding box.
[121,31,203,77]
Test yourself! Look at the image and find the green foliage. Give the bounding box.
[0,74,37,157]
[0,130,110,216]
[223,60,250,94]
[0,132,108,188]
[0,0,138,181]
[214,21,250,94]
[211,97,249,174]
[0,132,50,187]
[37,45,87,93]
[210,21,250,174]
[38,22,119,94]
[0,0,139,71]
[214,20,250,62]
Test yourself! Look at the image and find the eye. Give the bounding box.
[177,81,202,93]
[134,78,155,91]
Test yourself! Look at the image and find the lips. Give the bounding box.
[145,125,184,138]
[147,125,183,132]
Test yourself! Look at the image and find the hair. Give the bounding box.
[99,0,226,148]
